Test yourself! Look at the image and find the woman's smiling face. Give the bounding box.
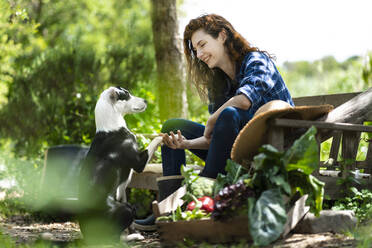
[191,29,227,69]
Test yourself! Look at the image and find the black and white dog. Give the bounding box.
[78,86,162,243]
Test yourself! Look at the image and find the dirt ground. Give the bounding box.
[0,214,357,248]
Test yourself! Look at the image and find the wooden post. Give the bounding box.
[267,126,284,152]
[365,140,372,174]
[328,132,341,168]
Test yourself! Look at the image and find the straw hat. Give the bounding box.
[231,100,334,165]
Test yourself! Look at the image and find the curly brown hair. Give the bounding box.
[183,14,271,102]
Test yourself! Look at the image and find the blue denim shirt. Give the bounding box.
[208,51,293,119]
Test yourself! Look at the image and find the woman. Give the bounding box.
[134,13,293,231]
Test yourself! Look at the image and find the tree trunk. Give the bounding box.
[150,0,188,122]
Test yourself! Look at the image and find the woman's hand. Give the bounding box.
[161,130,188,149]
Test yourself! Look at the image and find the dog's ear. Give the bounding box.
[117,90,130,101]
[110,87,130,102]
[109,88,118,102]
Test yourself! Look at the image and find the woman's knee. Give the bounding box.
[216,107,240,125]
[161,118,184,133]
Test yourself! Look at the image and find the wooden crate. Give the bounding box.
[156,194,308,244]
[157,216,251,244]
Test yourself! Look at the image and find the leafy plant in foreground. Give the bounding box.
[214,126,324,246]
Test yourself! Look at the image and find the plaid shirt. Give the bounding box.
[208,51,293,118]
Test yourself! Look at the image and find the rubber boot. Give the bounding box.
[133,175,183,231]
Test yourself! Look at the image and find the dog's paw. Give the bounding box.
[152,136,163,146]
[120,232,145,242]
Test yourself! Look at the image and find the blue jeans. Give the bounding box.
[161,106,254,178]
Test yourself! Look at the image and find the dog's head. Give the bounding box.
[106,86,147,115]
[95,86,147,132]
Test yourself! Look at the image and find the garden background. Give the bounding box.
[0,0,372,246]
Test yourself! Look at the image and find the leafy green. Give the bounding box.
[333,188,372,222]
[181,165,215,202]
[213,159,249,197]
[181,165,199,187]
[215,126,325,246]
[282,126,324,215]
[249,126,324,216]
[248,189,287,246]
[283,126,319,174]
[288,170,324,216]
[251,145,291,195]
[156,205,211,222]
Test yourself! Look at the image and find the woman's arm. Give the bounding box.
[161,131,210,150]
[204,94,251,141]
[210,94,251,121]
[184,136,210,150]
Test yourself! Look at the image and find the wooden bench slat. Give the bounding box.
[329,132,341,164]
[293,92,361,107]
[365,139,372,174]
[271,118,372,133]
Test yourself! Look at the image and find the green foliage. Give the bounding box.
[181,165,215,201]
[246,129,324,239]
[213,159,249,196]
[128,188,156,218]
[288,170,324,216]
[280,55,369,97]
[282,126,324,215]
[1,46,100,156]
[362,52,372,87]
[353,221,372,248]
[0,140,43,205]
[157,205,210,222]
[333,188,372,223]
[0,0,157,158]
[246,127,323,245]
[251,145,291,195]
[248,189,287,246]
[0,0,38,105]
[210,126,324,246]
[282,126,319,174]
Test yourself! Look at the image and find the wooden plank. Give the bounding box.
[271,118,372,133]
[293,92,360,107]
[329,132,341,164]
[156,195,308,244]
[157,185,186,215]
[365,139,372,174]
[320,161,371,170]
[313,140,321,177]
[341,131,360,173]
[268,126,284,151]
[128,171,161,190]
[282,195,309,238]
[318,88,372,124]
[157,217,251,244]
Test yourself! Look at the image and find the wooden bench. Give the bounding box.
[268,90,372,199]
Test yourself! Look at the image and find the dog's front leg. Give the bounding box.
[130,136,162,173]
[116,169,133,203]
[146,136,163,164]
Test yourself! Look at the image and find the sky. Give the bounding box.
[178,0,372,65]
